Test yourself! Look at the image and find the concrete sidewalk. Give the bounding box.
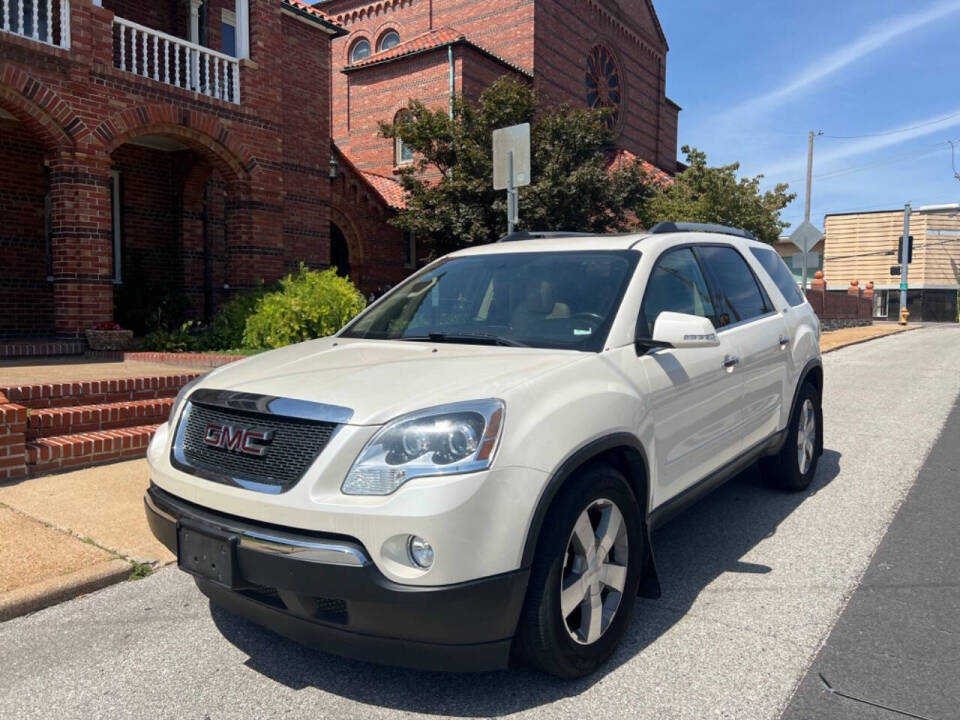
[0,459,173,621]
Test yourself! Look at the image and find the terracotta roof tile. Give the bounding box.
[282,0,346,33]
[361,172,407,210]
[350,27,465,68]
[606,149,673,185]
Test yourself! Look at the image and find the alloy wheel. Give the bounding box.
[797,398,817,475]
[560,498,629,645]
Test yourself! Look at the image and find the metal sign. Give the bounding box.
[788,221,824,253]
[899,282,908,290]
[493,123,531,190]
[890,265,901,276]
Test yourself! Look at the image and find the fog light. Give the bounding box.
[407,536,434,569]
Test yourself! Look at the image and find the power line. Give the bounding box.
[821,110,960,139]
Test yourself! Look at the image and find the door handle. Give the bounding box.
[722,354,740,369]
[778,335,790,348]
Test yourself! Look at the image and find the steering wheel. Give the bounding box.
[570,312,604,324]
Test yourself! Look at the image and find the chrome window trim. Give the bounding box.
[171,390,351,495]
[714,309,780,333]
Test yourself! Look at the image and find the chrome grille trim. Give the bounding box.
[171,390,350,494]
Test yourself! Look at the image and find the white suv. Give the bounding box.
[145,223,822,678]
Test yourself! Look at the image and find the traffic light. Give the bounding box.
[898,236,914,264]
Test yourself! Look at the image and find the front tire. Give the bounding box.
[762,382,822,491]
[515,465,643,678]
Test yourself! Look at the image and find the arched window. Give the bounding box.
[349,38,371,64]
[394,110,414,165]
[378,30,401,52]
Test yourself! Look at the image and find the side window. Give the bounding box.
[696,245,772,327]
[638,248,716,336]
[750,247,806,307]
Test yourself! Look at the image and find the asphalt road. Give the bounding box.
[782,382,960,720]
[2,326,959,720]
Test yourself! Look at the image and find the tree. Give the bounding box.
[645,146,796,243]
[380,76,655,256]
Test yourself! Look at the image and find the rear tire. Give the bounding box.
[515,465,643,678]
[761,382,822,491]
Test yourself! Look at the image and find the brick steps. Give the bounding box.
[0,372,198,479]
[1,373,201,410]
[26,425,160,476]
[26,398,174,440]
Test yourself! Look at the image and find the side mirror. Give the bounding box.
[636,311,720,355]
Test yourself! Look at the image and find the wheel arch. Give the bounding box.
[520,433,661,598]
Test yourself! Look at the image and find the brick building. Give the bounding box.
[0,0,355,339]
[320,0,680,284]
[1,0,679,340]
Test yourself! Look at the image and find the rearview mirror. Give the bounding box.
[636,312,720,354]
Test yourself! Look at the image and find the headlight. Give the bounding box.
[168,375,205,429]
[342,399,505,495]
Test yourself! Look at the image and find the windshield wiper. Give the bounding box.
[400,332,527,347]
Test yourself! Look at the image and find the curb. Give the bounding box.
[0,558,131,622]
[822,325,919,354]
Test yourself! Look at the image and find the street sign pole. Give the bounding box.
[493,123,530,238]
[507,150,516,235]
[899,202,911,324]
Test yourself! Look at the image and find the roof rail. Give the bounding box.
[496,231,595,243]
[648,221,756,241]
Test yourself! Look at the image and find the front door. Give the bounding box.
[636,247,745,505]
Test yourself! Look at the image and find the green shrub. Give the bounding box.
[140,322,201,353]
[201,285,271,351]
[243,265,367,349]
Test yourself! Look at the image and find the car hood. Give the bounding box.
[199,337,588,426]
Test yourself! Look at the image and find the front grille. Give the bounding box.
[175,401,338,492]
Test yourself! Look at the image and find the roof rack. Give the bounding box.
[648,221,756,241]
[497,231,595,243]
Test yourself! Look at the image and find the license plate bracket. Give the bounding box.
[177,520,239,589]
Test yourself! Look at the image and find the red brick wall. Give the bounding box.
[326,0,678,172]
[279,13,332,275]
[0,119,52,336]
[534,0,675,171]
[344,48,454,174]
[0,0,337,336]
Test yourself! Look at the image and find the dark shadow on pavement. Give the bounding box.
[210,449,842,716]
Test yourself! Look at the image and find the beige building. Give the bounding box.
[823,209,960,322]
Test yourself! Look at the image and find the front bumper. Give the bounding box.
[145,484,529,672]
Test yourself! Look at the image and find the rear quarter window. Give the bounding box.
[749,247,806,307]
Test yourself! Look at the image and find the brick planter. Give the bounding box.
[84,330,134,351]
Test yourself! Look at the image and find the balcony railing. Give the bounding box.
[1,0,70,48]
[112,17,240,104]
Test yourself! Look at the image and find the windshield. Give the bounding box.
[340,251,639,352]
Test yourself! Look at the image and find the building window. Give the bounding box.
[350,38,371,64]
[221,9,237,57]
[403,231,416,269]
[378,30,400,51]
[394,110,414,165]
[585,44,623,132]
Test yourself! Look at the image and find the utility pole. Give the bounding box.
[899,202,911,324]
[802,130,823,289]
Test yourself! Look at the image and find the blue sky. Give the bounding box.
[656,0,960,232]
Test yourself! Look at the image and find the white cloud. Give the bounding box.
[727,0,960,118]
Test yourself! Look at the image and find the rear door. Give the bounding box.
[637,246,745,500]
[695,244,790,451]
